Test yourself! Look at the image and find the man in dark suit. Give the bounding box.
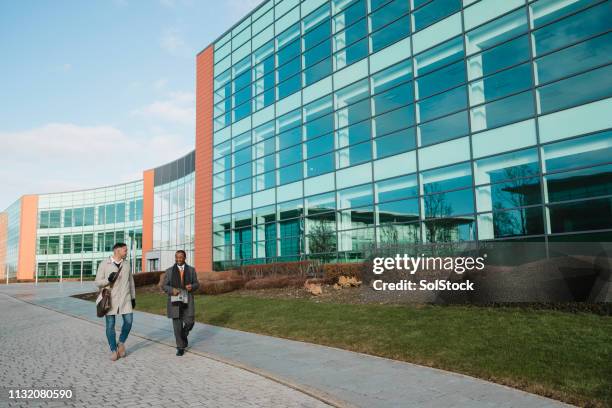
[162,250,200,356]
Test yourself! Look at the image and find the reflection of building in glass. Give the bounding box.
[2,0,612,278]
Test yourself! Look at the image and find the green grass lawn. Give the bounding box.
[136,291,611,407]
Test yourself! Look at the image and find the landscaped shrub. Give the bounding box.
[244,275,306,290]
[322,263,365,283]
[198,277,245,295]
[133,271,164,287]
[237,261,315,280]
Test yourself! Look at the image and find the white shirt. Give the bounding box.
[110,256,123,265]
[177,264,185,271]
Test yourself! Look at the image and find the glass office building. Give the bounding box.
[149,150,196,271]
[35,181,144,278]
[208,0,612,269]
[1,0,611,279]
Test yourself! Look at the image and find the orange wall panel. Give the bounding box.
[17,195,38,280]
[194,46,214,273]
[142,169,154,271]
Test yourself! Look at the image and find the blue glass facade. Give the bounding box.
[209,0,612,269]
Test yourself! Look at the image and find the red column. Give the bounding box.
[17,195,38,281]
[141,169,154,271]
[194,46,214,273]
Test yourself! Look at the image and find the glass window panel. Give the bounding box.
[371,58,412,94]
[423,188,475,217]
[334,36,370,69]
[465,8,528,55]
[333,0,366,32]
[546,163,612,203]
[530,0,601,28]
[304,112,335,139]
[336,119,371,147]
[417,60,465,100]
[307,153,336,177]
[337,207,375,230]
[541,130,612,174]
[375,174,418,203]
[412,0,461,32]
[375,127,416,158]
[537,64,612,114]
[469,62,532,106]
[277,39,301,67]
[337,141,372,168]
[306,133,335,158]
[337,183,373,209]
[476,177,542,212]
[418,110,468,147]
[421,162,472,194]
[304,57,333,85]
[278,126,302,149]
[478,207,544,239]
[548,197,612,233]
[370,15,411,53]
[373,105,414,137]
[278,74,302,99]
[414,35,463,76]
[306,191,336,214]
[372,82,413,115]
[418,86,466,123]
[532,2,612,56]
[278,56,301,83]
[304,19,331,50]
[278,144,303,167]
[369,0,409,32]
[474,148,540,185]
[377,198,419,223]
[333,18,368,52]
[535,32,612,85]
[470,90,534,132]
[278,162,303,184]
[304,38,332,68]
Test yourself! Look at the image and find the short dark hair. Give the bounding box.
[175,250,187,257]
[113,242,127,251]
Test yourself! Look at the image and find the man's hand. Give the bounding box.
[186,284,192,292]
[172,288,180,296]
[108,272,118,283]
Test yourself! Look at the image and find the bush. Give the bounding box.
[133,271,164,287]
[323,263,365,283]
[198,277,245,295]
[244,275,306,290]
[237,261,316,280]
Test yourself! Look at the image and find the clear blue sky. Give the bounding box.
[0,0,260,209]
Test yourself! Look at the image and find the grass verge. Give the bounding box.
[134,290,611,407]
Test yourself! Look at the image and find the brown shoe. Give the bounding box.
[110,351,118,361]
[117,343,126,358]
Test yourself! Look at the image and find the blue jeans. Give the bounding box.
[105,313,133,352]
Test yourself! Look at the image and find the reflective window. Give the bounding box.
[412,0,461,32]
[532,2,612,56]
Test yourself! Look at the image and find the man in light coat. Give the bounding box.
[95,242,136,361]
[162,250,199,356]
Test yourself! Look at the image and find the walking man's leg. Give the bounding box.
[117,313,133,357]
[173,316,186,355]
[182,314,194,347]
[105,315,119,361]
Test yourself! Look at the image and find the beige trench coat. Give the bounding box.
[94,257,136,315]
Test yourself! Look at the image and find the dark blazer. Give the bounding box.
[162,264,200,319]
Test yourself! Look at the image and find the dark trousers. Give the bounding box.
[172,305,194,349]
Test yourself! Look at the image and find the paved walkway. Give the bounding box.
[0,283,572,408]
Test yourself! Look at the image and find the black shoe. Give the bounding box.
[176,348,184,356]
